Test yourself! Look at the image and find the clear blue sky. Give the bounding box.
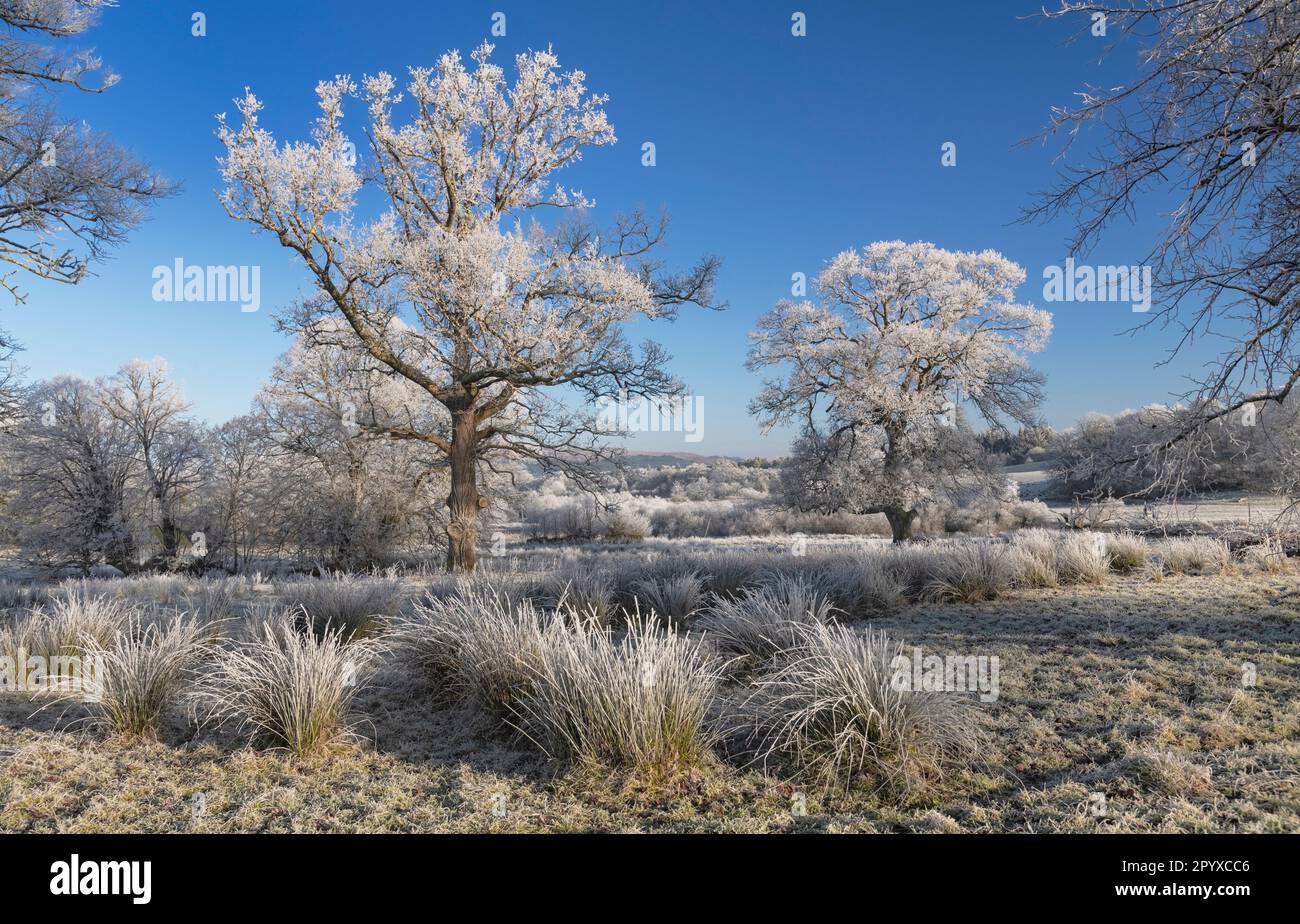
[5,0,1220,456]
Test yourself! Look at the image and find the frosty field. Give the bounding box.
[2,534,1296,834]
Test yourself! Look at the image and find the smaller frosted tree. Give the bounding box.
[101,359,207,563]
[748,241,1052,541]
[256,330,451,568]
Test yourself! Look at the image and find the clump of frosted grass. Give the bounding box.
[510,615,724,775]
[696,575,837,669]
[200,609,379,755]
[80,614,214,739]
[745,622,979,794]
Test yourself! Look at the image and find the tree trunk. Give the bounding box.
[445,409,481,572]
[884,506,917,544]
[159,508,179,558]
[880,423,918,544]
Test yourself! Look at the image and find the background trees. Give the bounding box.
[748,241,1052,541]
[254,332,450,570]
[205,414,272,573]
[0,363,209,573]
[216,44,720,570]
[2,374,136,571]
[1052,399,1300,501]
[0,351,456,574]
[101,360,208,563]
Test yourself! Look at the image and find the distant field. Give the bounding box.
[1005,462,1293,527]
[1040,494,1293,528]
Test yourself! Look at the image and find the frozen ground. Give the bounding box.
[1,535,1296,833]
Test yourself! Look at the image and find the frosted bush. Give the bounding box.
[510,615,723,774]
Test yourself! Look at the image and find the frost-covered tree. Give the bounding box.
[1,362,209,571]
[1028,0,1300,461]
[748,241,1052,541]
[0,375,137,571]
[0,329,19,427]
[217,44,719,570]
[776,422,992,540]
[205,413,272,573]
[256,333,451,569]
[101,360,207,563]
[0,0,168,295]
[0,1,170,412]
[1053,400,1299,500]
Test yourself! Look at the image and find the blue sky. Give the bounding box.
[5,0,1219,456]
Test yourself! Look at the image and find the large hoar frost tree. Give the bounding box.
[217,44,720,570]
[748,241,1052,542]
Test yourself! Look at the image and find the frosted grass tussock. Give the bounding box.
[387,589,567,712]
[1242,537,1288,574]
[1055,532,1110,584]
[696,575,837,669]
[1157,536,1231,575]
[182,577,248,625]
[79,614,215,739]
[1104,531,1151,574]
[630,572,707,625]
[817,553,911,614]
[883,545,947,598]
[17,591,132,659]
[0,580,49,611]
[509,615,724,775]
[923,541,1014,603]
[424,570,543,608]
[745,622,979,794]
[546,566,618,628]
[199,609,380,756]
[1007,529,1060,588]
[284,572,403,639]
[698,550,768,598]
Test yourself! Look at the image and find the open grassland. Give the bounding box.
[1007,463,1294,528]
[1,533,1297,833]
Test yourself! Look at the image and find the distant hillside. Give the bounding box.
[620,451,728,467]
